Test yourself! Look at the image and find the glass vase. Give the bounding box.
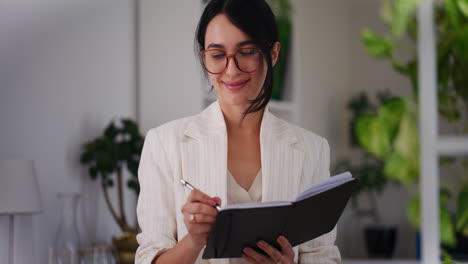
[54,192,81,264]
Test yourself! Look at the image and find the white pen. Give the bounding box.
[180,179,221,210]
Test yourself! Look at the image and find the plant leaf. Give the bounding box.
[392,0,421,37]
[440,205,456,248]
[378,98,406,141]
[362,29,394,58]
[457,0,468,17]
[407,196,420,229]
[445,0,461,26]
[355,114,391,158]
[380,0,394,25]
[384,151,414,184]
[394,112,419,159]
[456,184,468,231]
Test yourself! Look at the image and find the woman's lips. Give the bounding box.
[222,79,249,91]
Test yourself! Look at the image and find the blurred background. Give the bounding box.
[1,0,467,263]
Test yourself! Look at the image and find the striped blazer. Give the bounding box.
[135,100,341,264]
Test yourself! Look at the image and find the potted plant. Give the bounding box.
[358,0,468,261]
[334,90,398,258]
[79,118,144,264]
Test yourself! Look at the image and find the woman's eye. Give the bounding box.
[240,49,258,56]
[210,53,225,59]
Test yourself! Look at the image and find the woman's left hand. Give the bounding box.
[242,235,296,264]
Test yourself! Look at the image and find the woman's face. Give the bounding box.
[203,14,280,108]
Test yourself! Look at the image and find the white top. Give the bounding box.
[227,169,262,264]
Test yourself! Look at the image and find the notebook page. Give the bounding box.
[295,172,353,201]
[220,200,292,211]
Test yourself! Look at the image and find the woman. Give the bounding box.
[135,0,341,263]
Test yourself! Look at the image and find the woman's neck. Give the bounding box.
[219,101,264,137]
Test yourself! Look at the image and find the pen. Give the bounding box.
[180,179,221,210]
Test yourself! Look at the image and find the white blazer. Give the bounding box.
[135,101,341,264]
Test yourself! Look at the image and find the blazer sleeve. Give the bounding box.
[135,129,177,264]
[298,138,342,264]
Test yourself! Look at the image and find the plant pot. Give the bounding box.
[113,231,138,264]
[364,226,397,259]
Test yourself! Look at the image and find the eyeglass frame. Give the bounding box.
[199,47,264,74]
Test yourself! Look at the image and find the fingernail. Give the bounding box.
[243,248,251,254]
[257,241,266,247]
[207,200,216,206]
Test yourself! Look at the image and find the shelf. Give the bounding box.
[437,136,468,155]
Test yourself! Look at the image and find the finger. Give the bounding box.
[188,189,213,204]
[213,196,222,206]
[257,241,282,262]
[182,202,218,217]
[277,236,295,258]
[243,247,271,263]
[184,213,216,224]
[242,253,258,264]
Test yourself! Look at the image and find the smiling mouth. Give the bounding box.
[222,79,250,91]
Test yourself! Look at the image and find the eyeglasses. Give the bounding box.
[200,48,262,74]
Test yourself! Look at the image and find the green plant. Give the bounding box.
[80,118,144,233]
[334,91,396,224]
[266,0,292,100]
[358,0,468,252]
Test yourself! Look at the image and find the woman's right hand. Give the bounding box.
[181,189,221,249]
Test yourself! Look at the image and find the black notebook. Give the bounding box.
[202,171,356,259]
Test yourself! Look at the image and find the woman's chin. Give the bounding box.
[219,94,250,107]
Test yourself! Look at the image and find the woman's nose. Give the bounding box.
[224,56,241,76]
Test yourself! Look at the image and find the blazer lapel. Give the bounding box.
[180,100,306,208]
[260,109,305,202]
[181,101,228,207]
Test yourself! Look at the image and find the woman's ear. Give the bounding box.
[271,41,281,67]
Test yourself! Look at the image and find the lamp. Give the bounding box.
[0,160,42,264]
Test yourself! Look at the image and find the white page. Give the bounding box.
[220,200,292,211]
[295,171,353,201]
[219,171,353,211]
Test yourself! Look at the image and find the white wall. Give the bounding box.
[139,0,205,133]
[0,0,136,262]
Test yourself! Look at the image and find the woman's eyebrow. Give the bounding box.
[206,40,255,49]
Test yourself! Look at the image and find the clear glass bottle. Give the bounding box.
[54,192,81,264]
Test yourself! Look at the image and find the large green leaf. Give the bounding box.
[362,29,394,58]
[392,0,421,37]
[384,151,415,184]
[457,0,468,17]
[355,114,391,158]
[394,112,419,159]
[407,196,420,229]
[440,205,456,247]
[378,98,406,141]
